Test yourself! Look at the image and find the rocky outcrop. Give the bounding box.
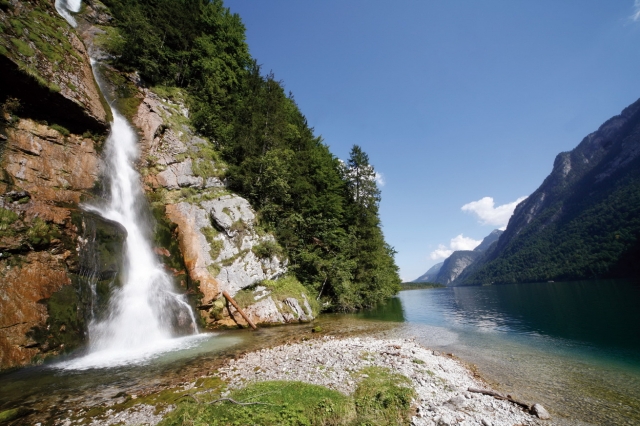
[0,119,100,202]
[210,283,316,328]
[133,89,306,328]
[0,0,124,370]
[436,251,482,285]
[0,0,110,133]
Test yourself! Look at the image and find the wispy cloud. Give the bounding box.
[633,0,640,21]
[375,172,385,186]
[461,196,526,230]
[429,234,482,261]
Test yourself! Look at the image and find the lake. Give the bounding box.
[1,279,638,425]
[361,280,640,425]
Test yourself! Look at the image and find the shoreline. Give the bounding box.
[218,336,545,425]
[56,334,547,425]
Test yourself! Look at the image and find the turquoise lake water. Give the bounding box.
[360,280,640,425]
[1,279,638,425]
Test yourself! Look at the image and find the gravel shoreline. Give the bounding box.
[218,336,545,426]
[56,335,548,425]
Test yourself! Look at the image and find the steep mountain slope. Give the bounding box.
[460,98,640,285]
[473,229,503,252]
[413,262,443,282]
[436,251,482,285]
[413,230,503,285]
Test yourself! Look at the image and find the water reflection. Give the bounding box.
[384,280,640,426]
[398,280,640,360]
[355,295,406,322]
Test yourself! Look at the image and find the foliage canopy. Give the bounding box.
[100,0,401,310]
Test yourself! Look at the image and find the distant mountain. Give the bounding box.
[413,262,443,282]
[458,98,640,285]
[436,251,482,285]
[473,229,503,252]
[414,229,503,285]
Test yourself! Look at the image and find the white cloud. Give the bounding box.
[430,245,453,261]
[461,196,527,230]
[633,0,640,21]
[375,172,385,186]
[450,234,482,251]
[429,234,482,261]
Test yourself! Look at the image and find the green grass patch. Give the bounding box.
[201,226,223,259]
[159,381,356,426]
[261,275,320,316]
[94,25,125,56]
[151,85,188,103]
[10,38,34,57]
[0,207,19,236]
[159,370,414,426]
[231,287,257,309]
[50,123,70,136]
[26,217,60,246]
[252,239,284,259]
[230,218,247,234]
[353,366,415,425]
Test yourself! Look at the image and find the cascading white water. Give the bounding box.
[87,111,198,348]
[54,0,82,27]
[61,112,201,370]
[53,1,202,370]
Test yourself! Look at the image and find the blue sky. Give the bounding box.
[225,0,640,281]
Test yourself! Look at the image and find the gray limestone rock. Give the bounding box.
[202,195,256,235]
[531,403,551,420]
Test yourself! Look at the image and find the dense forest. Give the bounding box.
[98,0,401,310]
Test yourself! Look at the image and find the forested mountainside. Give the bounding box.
[458,98,640,285]
[97,0,401,309]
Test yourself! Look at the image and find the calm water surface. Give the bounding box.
[1,280,638,425]
[362,280,640,426]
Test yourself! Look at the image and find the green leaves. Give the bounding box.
[102,0,401,311]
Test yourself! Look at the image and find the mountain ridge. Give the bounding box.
[458,97,640,285]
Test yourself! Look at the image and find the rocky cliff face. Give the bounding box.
[461,98,640,285]
[413,262,443,283]
[0,0,110,133]
[496,100,640,251]
[0,0,125,370]
[435,251,482,285]
[132,88,312,328]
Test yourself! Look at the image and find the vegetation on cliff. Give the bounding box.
[461,100,640,285]
[98,0,401,310]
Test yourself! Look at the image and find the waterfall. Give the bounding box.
[55,2,201,370]
[54,0,82,27]
[85,112,198,352]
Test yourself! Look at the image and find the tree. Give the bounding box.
[343,145,381,210]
